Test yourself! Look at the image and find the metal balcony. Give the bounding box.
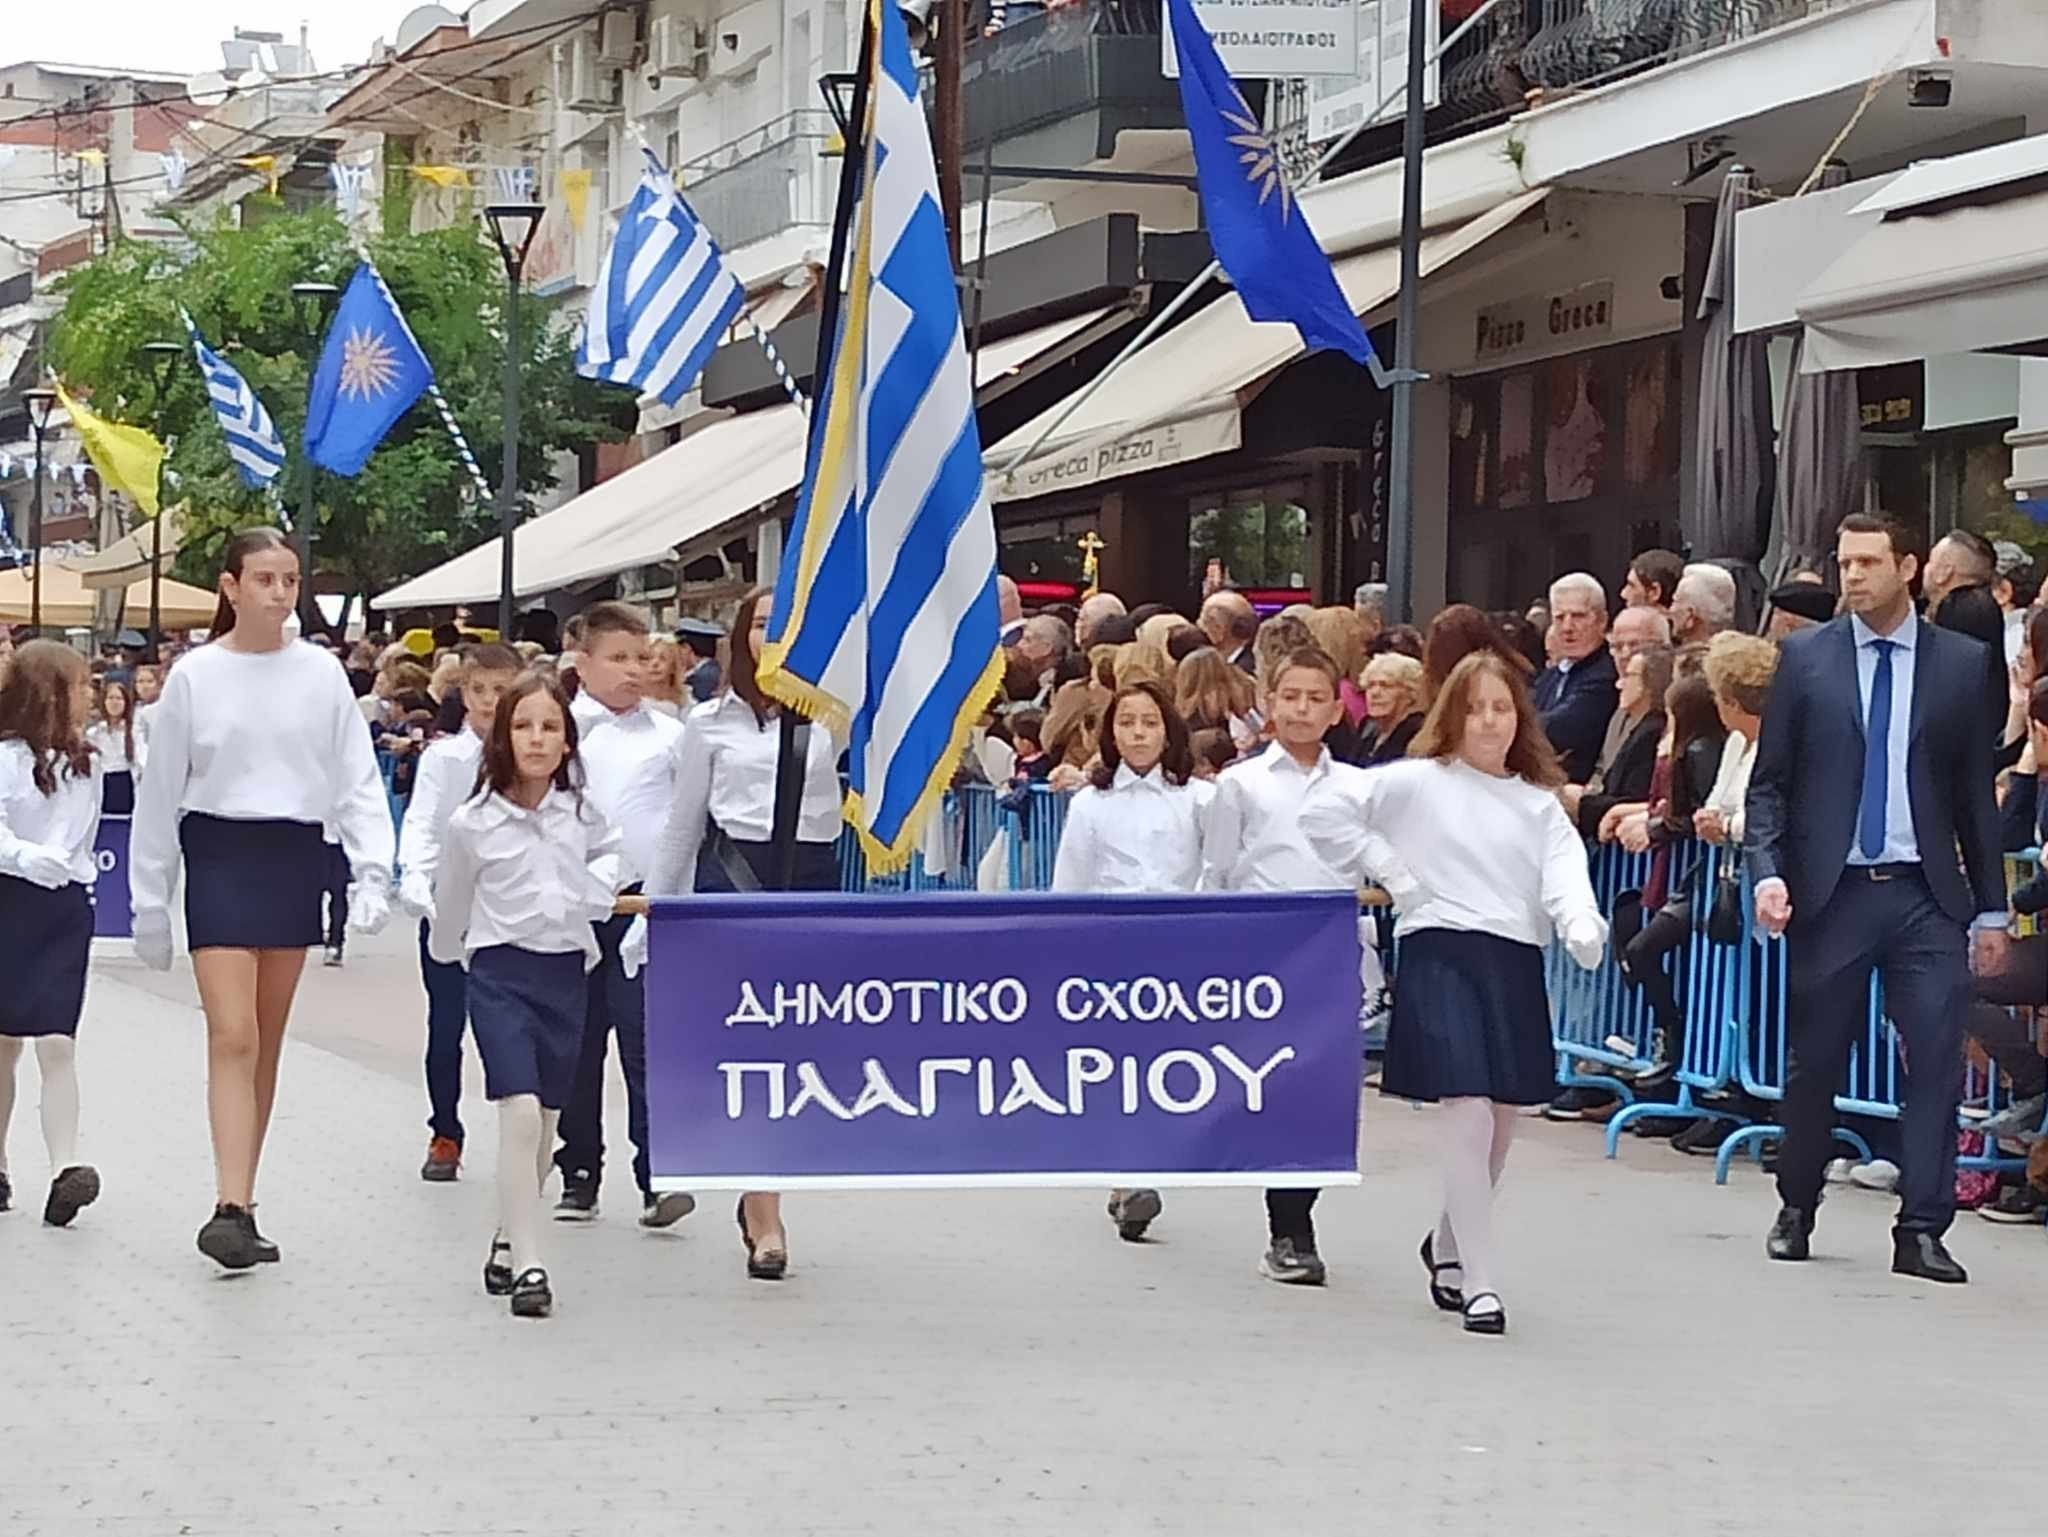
[677,111,838,254]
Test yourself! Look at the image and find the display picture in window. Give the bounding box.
[1544,354,1608,504]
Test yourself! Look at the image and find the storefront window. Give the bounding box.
[1188,487,1310,591]
[1000,513,1096,586]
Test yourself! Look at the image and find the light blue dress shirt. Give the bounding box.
[1847,612,1918,867]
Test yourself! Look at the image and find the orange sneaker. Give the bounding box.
[421,1137,462,1182]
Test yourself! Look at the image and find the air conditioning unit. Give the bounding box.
[650,14,709,81]
[594,7,640,68]
[565,32,624,112]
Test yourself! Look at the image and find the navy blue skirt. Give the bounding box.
[1380,928,1556,1106]
[466,944,587,1107]
[0,874,91,1037]
[181,814,325,951]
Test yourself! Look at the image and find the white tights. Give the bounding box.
[496,1095,559,1275]
[0,1035,81,1176]
[1432,1097,1517,1307]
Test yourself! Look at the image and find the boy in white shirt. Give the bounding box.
[398,644,522,1182]
[1201,647,1367,1287]
[554,603,695,1230]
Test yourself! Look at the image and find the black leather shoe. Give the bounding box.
[1892,1232,1968,1285]
[1766,1206,1813,1261]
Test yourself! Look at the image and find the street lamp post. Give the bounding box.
[141,340,184,661]
[21,387,57,638]
[289,281,341,635]
[481,202,544,641]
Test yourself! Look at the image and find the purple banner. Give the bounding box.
[92,815,132,940]
[643,891,1362,1189]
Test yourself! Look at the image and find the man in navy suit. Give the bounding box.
[1530,573,1618,784]
[1746,513,2008,1284]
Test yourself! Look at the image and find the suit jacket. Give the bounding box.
[1354,712,1422,768]
[1574,709,1664,838]
[1532,645,1619,785]
[1745,614,2003,928]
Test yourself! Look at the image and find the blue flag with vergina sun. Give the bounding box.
[303,261,435,477]
[1163,0,1381,374]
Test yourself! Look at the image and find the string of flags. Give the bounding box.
[0,456,93,488]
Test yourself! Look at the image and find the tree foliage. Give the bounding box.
[47,207,634,611]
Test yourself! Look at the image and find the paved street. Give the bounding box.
[3,929,2040,1537]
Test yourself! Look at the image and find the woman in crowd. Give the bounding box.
[650,587,843,1280]
[0,642,104,1228]
[1562,645,1671,839]
[1175,647,1258,750]
[1136,612,1188,655]
[1052,678,1207,1244]
[1112,641,1176,696]
[1353,653,1426,767]
[642,636,687,719]
[88,674,144,816]
[1306,607,1371,728]
[1370,625,1425,662]
[1305,650,1606,1335]
[130,527,395,1272]
[431,671,626,1319]
[1422,605,1519,703]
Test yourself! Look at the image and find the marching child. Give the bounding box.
[1053,679,1210,1243]
[430,671,626,1319]
[1201,647,1370,1287]
[0,642,105,1227]
[88,674,144,814]
[398,643,524,1182]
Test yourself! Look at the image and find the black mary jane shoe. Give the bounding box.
[509,1267,553,1318]
[1420,1233,1465,1313]
[484,1234,516,1296]
[736,1197,789,1281]
[1461,1292,1508,1336]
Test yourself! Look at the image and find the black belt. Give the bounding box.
[1845,862,1919,883]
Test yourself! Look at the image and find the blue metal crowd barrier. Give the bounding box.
[1548,844,1658,1106]
[835,784,1069,893]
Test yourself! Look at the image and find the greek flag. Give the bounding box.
[758,0,1002,872]
[576,149,745,408]
[183,312,285,488]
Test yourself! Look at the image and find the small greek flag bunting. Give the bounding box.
[183,311,286,488]
[576,148,745,408]
[490,165,538,203]
[330,162,374,219]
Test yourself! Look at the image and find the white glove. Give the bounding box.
[397,871,434,919]
[619,914,649,980]
[348,877,393,936]
[12,844,75,890]
[133,908,174,972]
[1564,915,1608,973]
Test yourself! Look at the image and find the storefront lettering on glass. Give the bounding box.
[1474,282,1615,365]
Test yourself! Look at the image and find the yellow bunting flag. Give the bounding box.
[78,148,107,167]
[237,155,280,195]
[560,168,593,232]
[410,165,471,190]
[52,383,164,518]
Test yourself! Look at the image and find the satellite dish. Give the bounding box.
[394,5,461,52]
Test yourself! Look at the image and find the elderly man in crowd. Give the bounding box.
[1352,582,1388,649]
[1075,592,1128,651]
[1670,562,1737,647]
[1014,613,1072,703]
[1620,548,1685,613]
[1561,602,1672,825]
[996,574,1025,648]
[1530,573,1618,784]
[1199,589,1261,676]
[1991,540,2037,664]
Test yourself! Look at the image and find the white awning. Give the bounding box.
[372,307,1130,611]
[1795,136,2048,373]
[983,189,1549,502]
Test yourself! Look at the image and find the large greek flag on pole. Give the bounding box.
[576,149,745,408]
[182,311,285,488]
[758,0,1002,872]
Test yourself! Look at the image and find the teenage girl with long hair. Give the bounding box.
[89,674,143,815]
[1306,651,1607,1335]
[431,671,625,1319]
[130,527,396,1270]
[1052,678,1207,1243]
[651,586,843,1280]
[0,642,104,1227]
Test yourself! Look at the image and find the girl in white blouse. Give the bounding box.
[1051,679,1211,1246]
[129,527,396,1273]
[0,642,104,1228]
[651,588,843,1281]
[432,672,625,1320]
[87,674,144,814]
[1306,649,1607,1338]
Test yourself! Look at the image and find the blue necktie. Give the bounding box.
[1858,639,1894,860]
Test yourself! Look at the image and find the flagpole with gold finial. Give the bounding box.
[1077,531,1104,598]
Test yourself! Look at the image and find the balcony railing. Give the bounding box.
[957,0,1190,158]
[1439,0,1826,124]
[677,110,837,254]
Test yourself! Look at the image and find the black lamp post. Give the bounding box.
[21,387,57,637]
[289,281,341,634]
[141,339,184,661]
[481,201,544,641]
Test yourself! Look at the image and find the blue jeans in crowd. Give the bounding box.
[417,919,470,1146]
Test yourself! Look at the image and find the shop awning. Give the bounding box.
[1795,135,2048,373]
[60,504,187,590]
[372,307,1131,611]
[983,189,1549,503]
[0,564,219,629]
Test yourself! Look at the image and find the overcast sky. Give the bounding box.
[8,1,439,78]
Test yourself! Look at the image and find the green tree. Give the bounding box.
[46,207,634,624]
